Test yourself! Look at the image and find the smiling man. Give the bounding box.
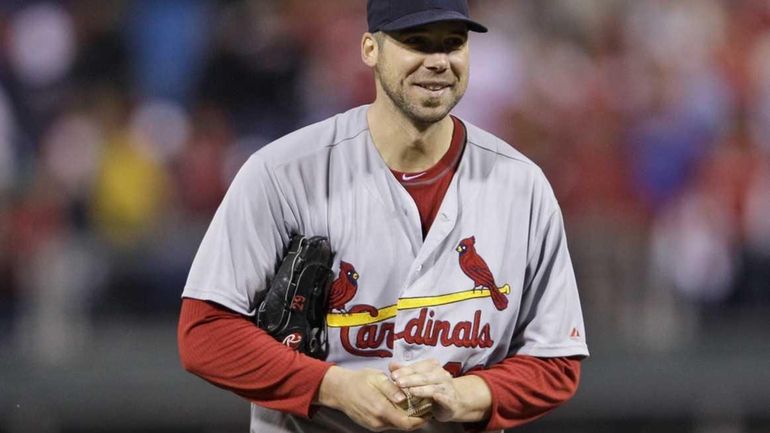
[178,1,589,432]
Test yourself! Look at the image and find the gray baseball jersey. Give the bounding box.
[183,105,588,433]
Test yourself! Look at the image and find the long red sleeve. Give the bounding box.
[177,298,333,417]
[466,355,581,431]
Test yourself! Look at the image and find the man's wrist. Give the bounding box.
[316,365,345,410]
[452,375,492,423]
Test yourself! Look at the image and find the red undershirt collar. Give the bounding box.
[390,115,466,186]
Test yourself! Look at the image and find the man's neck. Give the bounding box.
[367,99,454,173]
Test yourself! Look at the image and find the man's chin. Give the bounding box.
[418,101,455,122]
[406,107,450,125]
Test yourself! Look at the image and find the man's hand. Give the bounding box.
[389,359,492,423]
[317,366,428,431]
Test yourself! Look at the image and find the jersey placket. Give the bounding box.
[391,162,462,363]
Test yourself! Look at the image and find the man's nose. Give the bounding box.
[424,52,449,72]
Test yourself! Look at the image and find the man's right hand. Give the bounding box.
[317,366,428,431]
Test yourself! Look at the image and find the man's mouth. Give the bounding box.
[414,82,453,95]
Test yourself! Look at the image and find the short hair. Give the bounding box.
[373,31,386,49]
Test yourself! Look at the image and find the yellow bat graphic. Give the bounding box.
[327,284,510,328]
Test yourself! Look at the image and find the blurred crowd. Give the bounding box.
[0,0,769,364]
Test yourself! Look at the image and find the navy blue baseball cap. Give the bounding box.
[367,0,488,33]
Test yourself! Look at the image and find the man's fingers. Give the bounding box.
[389,359,444,390]
[403,415,429,430]
[369,372,407,404]
[394,367,452,388]
[394,371,427,388]
[392,359,440,376]
[433,391,452,405]
[404,384,445,399]
[388,411,429,430]
[366,391,427,430]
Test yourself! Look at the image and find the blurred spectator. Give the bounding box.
[0,86,16,193]
[125,0,210,105]
[14,224,107,365]
[90,116,169,248]
[7,2,75,89]
[129,99,191,166]
[199,0,307,138]
[651,180,737,306]
[172,105,229,216]
[69,0,130,91]
[747,32,770,152]
[40,110,102,203]
[741,161,770,304]
[3,2,77,155]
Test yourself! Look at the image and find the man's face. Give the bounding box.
[373,22,470,125]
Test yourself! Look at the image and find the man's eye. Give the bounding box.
[445,38,465,50]
[404,37,427,46]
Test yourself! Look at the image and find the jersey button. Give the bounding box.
[416,264,423,271]
[403,352,413,361]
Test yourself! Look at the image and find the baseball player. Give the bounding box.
[178,1,589,432]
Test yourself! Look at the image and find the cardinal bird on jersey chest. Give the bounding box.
[456,236,508,311]
[328,261,359,314]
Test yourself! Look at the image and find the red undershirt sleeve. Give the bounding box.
[464,355,581,431]
[177,298,334,418]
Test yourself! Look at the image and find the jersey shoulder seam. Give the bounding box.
[466,137,533,164]
[330,126,369,148]
[265,126,368,173]
[256,106,369,169]
[461,120,537,167]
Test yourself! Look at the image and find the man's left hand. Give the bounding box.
[388,359,491,423]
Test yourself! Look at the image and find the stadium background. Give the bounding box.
[1,0,769,432]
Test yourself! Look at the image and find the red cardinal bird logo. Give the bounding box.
[328,261,359,314]
[456,236,509,311]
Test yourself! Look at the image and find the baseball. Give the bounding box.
[397,388,433,418]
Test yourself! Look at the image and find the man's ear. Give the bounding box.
[361,32,379,67]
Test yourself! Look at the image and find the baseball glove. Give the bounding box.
[256,235,334,360]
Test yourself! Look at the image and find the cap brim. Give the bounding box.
[375,10,488,33]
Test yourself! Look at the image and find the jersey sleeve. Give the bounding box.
[509,172,589,358]
[182,155,294,315]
